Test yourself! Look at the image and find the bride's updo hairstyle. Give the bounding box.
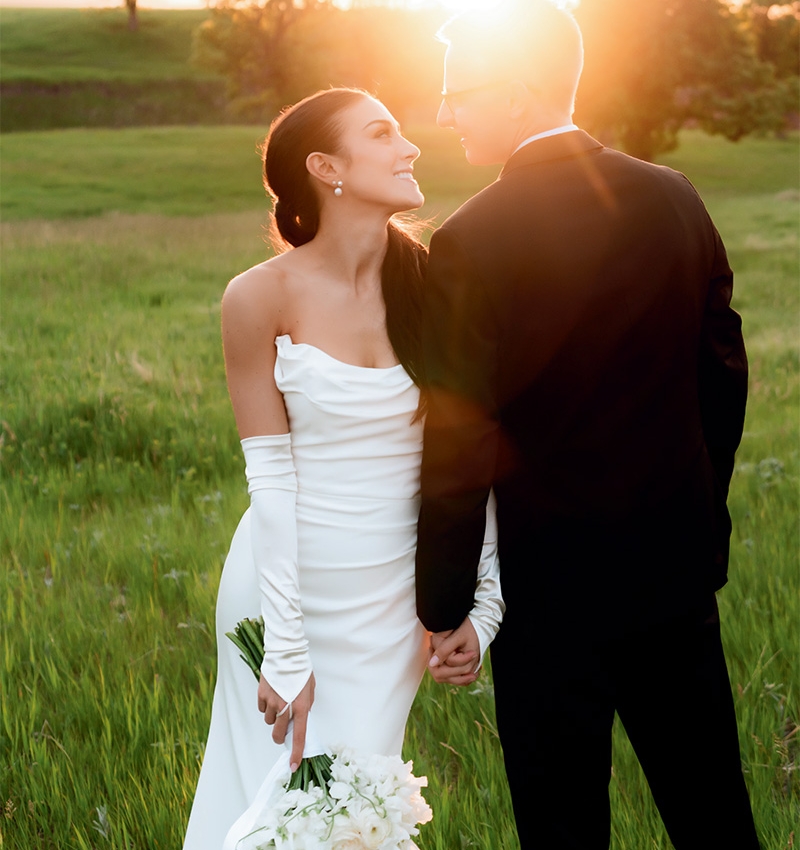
[262,88,428,389]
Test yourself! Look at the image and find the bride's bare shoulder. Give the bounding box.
[224,252,312,333]
[223,254,293,312]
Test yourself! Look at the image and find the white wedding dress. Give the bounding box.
[183,334,500,850]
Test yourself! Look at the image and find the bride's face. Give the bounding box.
[328,97,424,213]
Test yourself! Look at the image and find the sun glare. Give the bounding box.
[438,0,500,11]
[438,0,579,11]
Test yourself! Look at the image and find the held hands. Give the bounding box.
[258,672,316,772]
[427,617,481,687]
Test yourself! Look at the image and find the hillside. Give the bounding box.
[0,8,227,131]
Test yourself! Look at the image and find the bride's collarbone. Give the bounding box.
[270,259,396,368]
[283,324,399,370]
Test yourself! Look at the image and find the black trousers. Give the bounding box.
[490,600,760,849]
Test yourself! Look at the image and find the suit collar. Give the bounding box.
[500,129,604,179]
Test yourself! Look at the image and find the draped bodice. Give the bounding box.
[274,334,423,501]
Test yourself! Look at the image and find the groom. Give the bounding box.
[415,1,760,848]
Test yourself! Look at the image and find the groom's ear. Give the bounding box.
[507,80,531,120]
[306,152,340,186]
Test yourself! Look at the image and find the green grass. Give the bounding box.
[0,128,268,220]
[0,124,499,222]
[661,133,800,197]
[0,8,213,84]
[6,125,796,223]
[1,129,798,849]
[0,8,227,132]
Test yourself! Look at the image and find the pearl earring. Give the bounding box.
[333,180,343,197]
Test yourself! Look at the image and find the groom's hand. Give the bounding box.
[428,618,480,686]
[259,672,316,772]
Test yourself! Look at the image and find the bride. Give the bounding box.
[182,88,503,849]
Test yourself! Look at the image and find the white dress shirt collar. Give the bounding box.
[511,124,579,157]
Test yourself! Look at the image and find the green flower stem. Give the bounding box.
[225,616,265,681]
[227,617,335,794]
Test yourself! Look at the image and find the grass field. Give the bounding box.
[0,8,211,83]
[1,127,798,849]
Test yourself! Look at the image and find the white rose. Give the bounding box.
[330,813,364,850]
[350,807,393,850]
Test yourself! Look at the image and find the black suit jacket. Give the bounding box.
[415,130,748,640]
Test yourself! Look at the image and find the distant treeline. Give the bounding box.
[1,1,797,160]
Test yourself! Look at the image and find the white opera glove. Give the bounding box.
[241,434,312,706]
[467,490,505,666]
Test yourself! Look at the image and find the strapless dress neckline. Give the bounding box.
[276,333,405,373]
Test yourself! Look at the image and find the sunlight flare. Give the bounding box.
[438,0,580,13]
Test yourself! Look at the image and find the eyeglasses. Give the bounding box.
[440,81,508,112]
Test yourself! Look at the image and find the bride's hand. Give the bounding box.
[258,672,316,771]
[428,618,480,686]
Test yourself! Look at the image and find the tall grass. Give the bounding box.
[1,129,798,849]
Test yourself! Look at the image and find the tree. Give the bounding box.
[316,6,443,124]
[193,0,337,123]
[192,1,443,125]
[575,0,796,161]
[126,0,138,32]
[737,1,800,78]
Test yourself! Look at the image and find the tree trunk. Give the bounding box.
[127,0,138,32]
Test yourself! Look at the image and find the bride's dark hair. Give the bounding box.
[261,88,428,390]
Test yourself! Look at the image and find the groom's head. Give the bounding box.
[436,0,584,165]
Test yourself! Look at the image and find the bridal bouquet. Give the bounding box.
[226,618,433,850]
